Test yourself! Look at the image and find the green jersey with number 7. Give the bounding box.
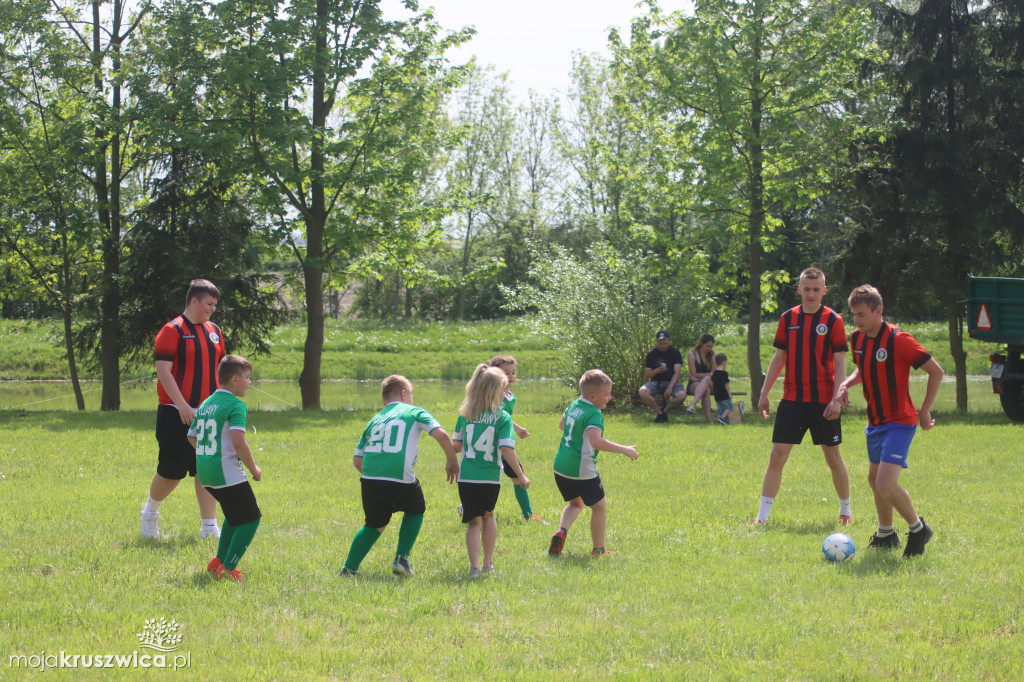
[553,397,604,480]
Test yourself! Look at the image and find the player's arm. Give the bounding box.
[725,379,732,400]
[430,427,460,483]
[352,455,363,473]
[918,357,944,430]
[230,429,261,481]
[512,420,529,439]
[835,367,862,408]
[586,428,638,461]
[758,349,786,418]
[156,359,195,425]
[823,351,847,420]
[500,446,530,488]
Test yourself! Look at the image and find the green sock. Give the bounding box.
[395,513,424,560]
[222,518,260,571]
[344,526,382,572]
[513,484,533,518]
[216,521,237,563]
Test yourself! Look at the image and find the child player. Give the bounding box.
[836,285,943,556]
[490,354,544,523]
[340,375,460,577]
[187,355,261,582]
[711,353,734,425]
[453,365,530,578]
[548,369,639,558]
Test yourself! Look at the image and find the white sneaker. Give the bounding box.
[141,510,160,539]
[199,524,220,539]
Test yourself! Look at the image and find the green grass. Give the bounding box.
[2,382,1022,679]
[0,316,1006,382]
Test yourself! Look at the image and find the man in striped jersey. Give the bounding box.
[754,267,852,526]
[141,279,227,540]
[837,285,943,556]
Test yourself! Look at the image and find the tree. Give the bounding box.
[613,0,877,402]
[213,0,470,408]
[845,0,1024,410]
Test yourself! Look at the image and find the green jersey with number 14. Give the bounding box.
[355,402,441,483]
[553,397,603,480]
[188,389,249,489]
[453,409,515,484]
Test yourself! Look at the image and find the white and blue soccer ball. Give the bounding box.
[822,533,855,562]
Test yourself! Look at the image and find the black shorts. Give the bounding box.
[501,457,526,479]
[772,400,842,446]
[205,481,262,526]
[458,482,501,522]
[554,473,605,506]
[360,478,426,528]
[156,404,197,480]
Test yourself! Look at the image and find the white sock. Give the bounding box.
[757,496,774,523]
[908,517,923,533]
[142,496,162,514]
[839,498,851,517]
[201,518,219,528]
[876,524,895,537]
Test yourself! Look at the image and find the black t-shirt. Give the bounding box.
[645,346,684,383]
[712,369,730,401]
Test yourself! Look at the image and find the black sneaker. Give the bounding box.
[392,556,413,577]
[867,532,901,550]
[654,412,668,423]
[339,567,357,577]
[903,519,933,557]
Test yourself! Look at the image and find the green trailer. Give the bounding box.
[967,276,1024,421]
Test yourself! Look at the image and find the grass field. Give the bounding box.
[2,384,1022,679]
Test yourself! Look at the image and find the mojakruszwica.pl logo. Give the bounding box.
[8,617,192,672]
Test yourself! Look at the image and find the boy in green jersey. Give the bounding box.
[187,355,261,582]
[453,365,530,578]
[489,354,544,523]
[548,369,639,558]
[340,375,459,578]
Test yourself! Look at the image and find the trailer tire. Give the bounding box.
[1000,380,1024,422]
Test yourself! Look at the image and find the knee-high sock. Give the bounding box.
[222,518,260,571]
[344,526,382,572]
[216,521,238,563]
[513,484,533,517]
[395,513,424,559]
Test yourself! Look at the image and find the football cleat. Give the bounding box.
[481,565,494,574]
[339,568,357,577]
[392,557,413,577]
[903,519,933,557]
[469,567,481,579]
[590,548,613,558]
[226,568,245,582]
[206,557,224,573]
[548,529,566,556]
[140,510,160,539]
[840,515,852,526]
[867,532,901,550]
[200,524,221,539]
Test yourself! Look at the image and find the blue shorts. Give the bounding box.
[716,399,733,418]
[865,423,916,468]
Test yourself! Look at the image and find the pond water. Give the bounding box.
[0,379,576,414]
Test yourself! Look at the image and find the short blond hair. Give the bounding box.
[489,354,517,369]
[579,369,612,396]
[459,364,508,420]
[381,374,412,402]
[848,285,883,310]
[799,267,825,283]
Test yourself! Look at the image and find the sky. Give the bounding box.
[382,0,693,101]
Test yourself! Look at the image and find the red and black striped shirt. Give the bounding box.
[154,315,226,407]
[773,305,848,404]
[850,322,931,426]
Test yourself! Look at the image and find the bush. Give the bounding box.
[505,245,720,402]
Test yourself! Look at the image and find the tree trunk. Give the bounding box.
[61,234,85,411]
[299,253,324,409]
[747,29,766,404]
[405,284,413,318]
[458,210,474,319]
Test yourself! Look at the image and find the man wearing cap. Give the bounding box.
[639,330,687,423]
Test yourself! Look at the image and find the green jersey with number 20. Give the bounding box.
[188,389,249,489]
[355,402,441,483]
[553,397,603,480]
[453,409,515,484]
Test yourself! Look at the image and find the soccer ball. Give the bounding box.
[822,533,855,562]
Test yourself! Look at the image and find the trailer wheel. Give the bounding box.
[1000,380,1024,422]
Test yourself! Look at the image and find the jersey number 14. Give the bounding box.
[463,424,496,461]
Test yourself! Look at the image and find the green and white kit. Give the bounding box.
[188,388,249,488]
[553,397,604,480]
[355,402,441,483]
[453,409,515,484]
